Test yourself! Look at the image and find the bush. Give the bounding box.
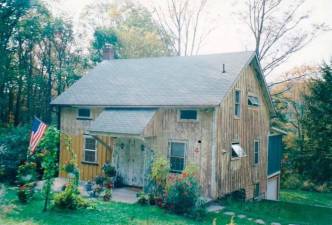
[54,183,90,209]
[166,174,201,215]
[150,156,170,197]
[281,173,302,190]
[0,126,30,183]
[102,162,116,177]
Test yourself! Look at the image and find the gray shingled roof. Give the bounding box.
[87,109,156,135]
[51,51,255,106]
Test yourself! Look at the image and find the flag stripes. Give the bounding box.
[29,118,47,154]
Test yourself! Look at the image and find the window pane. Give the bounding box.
[170,142,185,157]
[170,157,184,172]
[84,150,96,162]
[85,138,96,150]
[180,110,197,120]
[78,108,90,118]
[232,144,246,157]
[235,104,240,117]
[254,141,260,164]
[235,90,240,103]
[254,183,260,197]
[248,96,259,106]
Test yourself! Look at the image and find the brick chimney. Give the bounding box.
[102,44,114,60]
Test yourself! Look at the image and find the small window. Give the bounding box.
[231,143,246,158]
[169,141,186,172]
[235,90,241,117]
[179,110,198,121]
[77,108,91,119]
[254,140,260,165]
[254,183,260,198]
[248,96,259,107]
[83,136,97,163]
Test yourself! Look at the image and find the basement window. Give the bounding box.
[254,183,260,199]
[169,141,186,172]
[231,143,246,158]
[83,136,97,163]
[77,108,91,120]
[179,109,198,121]
[248,96,260,107]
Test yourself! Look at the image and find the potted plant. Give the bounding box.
[102,162,116,177]
[103,189,112,201]
[95,175,105,186]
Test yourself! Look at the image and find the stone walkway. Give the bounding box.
[206,202,297,225]
[36,177,139,204]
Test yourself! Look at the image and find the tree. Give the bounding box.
[153,0,213,56]
[302,63,332,183]
[239,0,328,75]
[88,2,173,63]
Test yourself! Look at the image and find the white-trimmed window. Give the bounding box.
[248,96,260,107]
[169,141,186,172]
[235,90,241,117]
[178,109,198,121]
[83,136,97,163]
[77,108,91,120]
[231,143,246,158]
[254,140,260,165]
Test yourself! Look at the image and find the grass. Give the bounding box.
[0,186,254,225]
[221,192,332,225]
[280,189,332,208]
[2,185,332,225]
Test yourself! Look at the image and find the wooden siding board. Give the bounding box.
[216,65,270,199]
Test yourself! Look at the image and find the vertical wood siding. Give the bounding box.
[216,64,270,199]
[144,108,214,197]
[59,107,113,181]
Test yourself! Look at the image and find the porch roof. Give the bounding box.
[87,108,157,135]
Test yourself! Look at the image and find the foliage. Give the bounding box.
[53,183,90,210]
[102,162,116,177]
[88,2,173,64]
[301,63,332,184]
[16,161,37,203]
[102,189,112,202]
[62,134,80,185]
[0,1,89,126]
[150,156,170,196]
[37,126,59,211]
[280,189,332,208]
[0,187,256,225]
[166,174,201,215]
[0,126,30,183]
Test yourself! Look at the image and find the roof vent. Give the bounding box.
[222,64,226,73]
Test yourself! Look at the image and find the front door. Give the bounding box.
[113,138,144,187]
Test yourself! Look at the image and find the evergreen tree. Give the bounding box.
[302,63,332,183]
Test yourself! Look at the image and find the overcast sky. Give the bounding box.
[47,0,332,80]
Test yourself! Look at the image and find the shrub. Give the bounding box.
[281,173,302,190]
[0,126,30,183]
[166,175,201,215]
[17,183,35,203]
[54,183,90,209]
[95,176,105,185]
[150,156,170,197]
[102,162,116,177]
[137,191,150,205]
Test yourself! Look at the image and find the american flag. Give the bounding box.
[29,118,47,154]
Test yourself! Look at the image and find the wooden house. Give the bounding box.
[51,50,283,200]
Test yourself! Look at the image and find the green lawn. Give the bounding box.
[1,186,332,225]
[0,186,253,225]
[280,189,332,208]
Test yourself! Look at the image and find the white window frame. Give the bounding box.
[168,140,187,173]
[231,142,246,159]
[248,95,260,107]
[177,109,199,122]
[77,108,92,120]
[234,90,241,118]
[83,136,97,163]
[254,139,260,165]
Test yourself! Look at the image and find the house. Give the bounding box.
[51,49,283,200]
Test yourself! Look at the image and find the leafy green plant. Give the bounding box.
[37,126,60,211]
[150,156,169,197]
[53,183,90,209]
[0,126,30,183]
[16,161,37,203]
[102,162,116,177]
[166,174,201,215]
